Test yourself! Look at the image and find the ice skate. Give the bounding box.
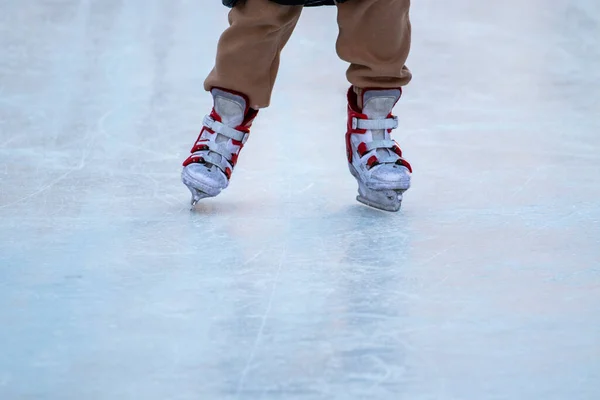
[182,88,258,207]
[345,87,412,212]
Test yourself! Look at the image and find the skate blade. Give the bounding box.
[182,169,222,208]
[187,186,211,208]
[356,190,405,212]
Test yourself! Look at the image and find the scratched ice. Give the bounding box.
[1,1,599,399]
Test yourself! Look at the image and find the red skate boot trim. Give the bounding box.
[396,158,413,173]
[182,155,206,167]
[357,142,368,157]
[191,143,210,153]
[185,128,212,161]
[392,143,403,157]
[346,87,370,162]
[367,156,380,169]
[209,108,222,123]
[230,153,239,167]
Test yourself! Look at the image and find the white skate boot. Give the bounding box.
[182,88,258,206]
[346,87,412,212]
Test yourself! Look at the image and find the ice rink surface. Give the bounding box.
[1,0,599,399]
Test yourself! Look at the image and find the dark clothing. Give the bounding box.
[222,0,348,7]
[268,0,348,4]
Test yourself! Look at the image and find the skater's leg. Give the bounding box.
[336,0,413,212]
[336,0,412,102]
[204,0,303,109]
[183,0,301,205]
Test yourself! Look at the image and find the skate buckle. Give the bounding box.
[241,132,250,144]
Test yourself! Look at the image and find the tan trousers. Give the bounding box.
[204,0,412,109]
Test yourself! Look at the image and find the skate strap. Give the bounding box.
[352,116,398,131]
[191,151,232,172]
[197,141,232,159]
[375,154,400,164]
[203,115,249,143]
[365,140,397,152]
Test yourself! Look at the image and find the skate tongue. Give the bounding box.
[362,89,401,121]
[361,89,401,157]
[211,88,248,144]
[211,88,247,128]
